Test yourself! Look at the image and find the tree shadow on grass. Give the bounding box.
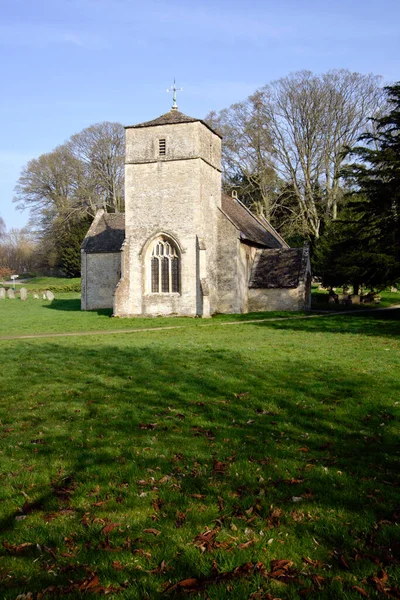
[0,337,399,598]
[253,307,400,339]
[45,297,113,317]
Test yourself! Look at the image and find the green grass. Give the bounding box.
[0,293,305,337]
[0,298,399,598]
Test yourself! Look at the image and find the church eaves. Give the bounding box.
[125,110,222,138]
[220,194,285,249]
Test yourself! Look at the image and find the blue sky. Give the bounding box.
[1,0,399,229]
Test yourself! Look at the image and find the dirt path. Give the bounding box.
[1,305,399,341]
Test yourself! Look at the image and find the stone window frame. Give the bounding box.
[145,235,181,295]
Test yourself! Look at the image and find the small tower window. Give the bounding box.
[159,139,166,155]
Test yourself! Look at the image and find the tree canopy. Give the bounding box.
[314,82,400,291]
[207,69,384,240]
[14,122,125,276]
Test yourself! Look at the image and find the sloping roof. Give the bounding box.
[81,196,288,256]
[126,110,222,138]
[81,212,125,253]
[220,194,284,249]
[249,248,304,288]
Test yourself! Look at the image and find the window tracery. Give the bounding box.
[150,238,180,293]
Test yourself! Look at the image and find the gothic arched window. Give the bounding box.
[150,238,180,293]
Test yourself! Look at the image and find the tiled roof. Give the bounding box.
[126,110,222,138]
[81,212,125,253]
[249,248,304,288]
[220,194,284,249]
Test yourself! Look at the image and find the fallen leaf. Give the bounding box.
[310,574,326,588]
[369,569,389,593]
[148,560,170,574]
[91,500,108,507]
[167,577,201,592]
[175,511,187,528]
[3,541,34,554]
[213,458,227,474]
[352,586,369,597]
[101,523,121,535]
[79,574,101,591]
[133,549,152,558]
[112,561,124,571]
[303,557,321,568]
[194,527,221,553]
[238,540,255,549]
[159,475,171,484]
[143,528,161,536]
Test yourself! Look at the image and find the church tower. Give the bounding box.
[113,105,222,317]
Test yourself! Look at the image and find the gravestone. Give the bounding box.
[7,289,15,299]
[45,290,55,301]
[0,288,5,300]
[33,293,39,299]
[20,287,28,301]
[42,293,46,300]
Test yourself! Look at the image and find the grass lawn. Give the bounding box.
[0,297,399,598]
[0,293,306,337]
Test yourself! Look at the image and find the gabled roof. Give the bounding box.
[249,248,304,288]
[81,211,125,253]
[220,194,286,249]
[125,109,222,138]
[82,196,289,256]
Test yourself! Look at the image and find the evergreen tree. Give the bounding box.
[313,196,397,293]
[341,83,400,286]
[57,216,93,278]
[314,83,400,292]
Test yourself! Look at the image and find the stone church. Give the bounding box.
[81,104,311,317]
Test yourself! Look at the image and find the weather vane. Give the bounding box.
[167,79,183,111]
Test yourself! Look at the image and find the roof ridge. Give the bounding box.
[125,110,222,138]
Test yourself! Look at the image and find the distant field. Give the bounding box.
[1,277,82,292]
[0,293,399,598]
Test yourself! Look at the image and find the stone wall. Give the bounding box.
[81,252,121,310]
[215,211,240,313]
[248,287,306,312]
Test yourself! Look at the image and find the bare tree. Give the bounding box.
[0,228,37,273]
[0,216,6,239]
[13,121,125,273]
[207,93,278,220]
[262,70,384,237]
[69,122,125,213]
[14,144,91,232]
[209,70,384,239]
